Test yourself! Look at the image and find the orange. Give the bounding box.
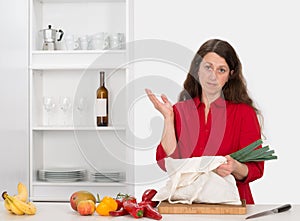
[96,196,118,216]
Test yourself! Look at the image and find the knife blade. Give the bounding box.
[245,204,291,219]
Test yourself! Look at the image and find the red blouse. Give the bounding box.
[156,97,264,204]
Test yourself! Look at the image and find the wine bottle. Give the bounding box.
[96,71,108,126]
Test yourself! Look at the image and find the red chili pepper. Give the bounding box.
[142,203,162,220]
[115,198,123,210]
[142,189,157,201]
[138,200,159,208]
[109,208,129,216]
[123,200,144,218]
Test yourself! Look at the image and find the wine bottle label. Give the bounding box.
[96,98,107,116]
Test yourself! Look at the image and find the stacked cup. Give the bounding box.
[55,32,125,50]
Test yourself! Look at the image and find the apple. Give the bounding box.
[70,191,96,211]
[77,200,96,216]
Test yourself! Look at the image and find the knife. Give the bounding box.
[245,204,291,219]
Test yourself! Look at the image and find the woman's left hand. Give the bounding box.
[215,155,249,180]
[215,155,237,177]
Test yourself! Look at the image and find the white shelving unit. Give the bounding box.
[29,0,134,201]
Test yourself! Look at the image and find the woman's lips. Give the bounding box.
[207,82,218,86]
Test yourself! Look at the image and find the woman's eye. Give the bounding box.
[219,68,226,73]
[205,65,212,70]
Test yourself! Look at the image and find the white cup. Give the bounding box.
[64,35,79,50]
[56,41,67,50]
[91,32,109,50]
[79,35,89,50]
[109,33,125,50]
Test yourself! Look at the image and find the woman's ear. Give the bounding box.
[227,70,234,81]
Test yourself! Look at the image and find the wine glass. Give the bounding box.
[76,97,87,126]
[77,97,87,112]
[43,96,55,125]
[59,96,72,125]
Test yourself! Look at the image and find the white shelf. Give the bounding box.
[33,181,127,187]
[30,65,100,70]
[38,0,125,3]
[32,126,126,131]
[31,181,128,202]
[30,64,126,70]
[32,50,126,55]
[31,50,127,69]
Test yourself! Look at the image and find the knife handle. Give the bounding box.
[276,204,292,213]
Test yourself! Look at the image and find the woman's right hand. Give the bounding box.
[145,88,174,120]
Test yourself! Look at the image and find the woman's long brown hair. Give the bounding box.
[179,39,260,115]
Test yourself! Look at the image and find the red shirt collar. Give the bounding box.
[193,96,226,108]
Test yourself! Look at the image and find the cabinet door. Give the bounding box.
[0,0,29,193]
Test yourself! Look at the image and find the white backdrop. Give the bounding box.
[0,0,29,197]
[132,0,300,204]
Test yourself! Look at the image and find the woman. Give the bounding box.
[145,39,264,204]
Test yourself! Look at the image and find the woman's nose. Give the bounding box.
[209,69,217,80]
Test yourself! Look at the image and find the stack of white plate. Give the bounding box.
[89,171,125,182]
[38,168,87,182]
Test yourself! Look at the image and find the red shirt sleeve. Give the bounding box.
[237,104,264,184]
[156,104,182,171]
[156,143,167,171]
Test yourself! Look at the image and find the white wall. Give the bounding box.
[0,0,29,196]
[133,0,300,204]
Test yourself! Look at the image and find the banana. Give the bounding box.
[2,192,25,215]
[7,195,36,215]
[14,182,28,202]
[4,199,12,213]
[2,191,36,215]
[26,202,37,215]
[8,199,25,215]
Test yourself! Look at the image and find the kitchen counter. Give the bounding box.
[0,202,298,220]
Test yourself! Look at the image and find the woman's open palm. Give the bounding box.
[145,88,174,119]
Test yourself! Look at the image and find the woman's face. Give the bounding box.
[198,52,231,98]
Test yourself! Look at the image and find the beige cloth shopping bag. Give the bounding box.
[152,156,241,205]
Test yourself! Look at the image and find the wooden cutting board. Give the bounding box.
[158,200,246,214]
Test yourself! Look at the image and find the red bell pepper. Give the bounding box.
[122,195,137,204]
[116,193,137,204]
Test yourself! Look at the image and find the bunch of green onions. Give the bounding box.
[230,139,277,163]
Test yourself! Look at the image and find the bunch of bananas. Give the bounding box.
[2,182,37,215]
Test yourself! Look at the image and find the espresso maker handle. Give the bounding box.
[57,29,64,41]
